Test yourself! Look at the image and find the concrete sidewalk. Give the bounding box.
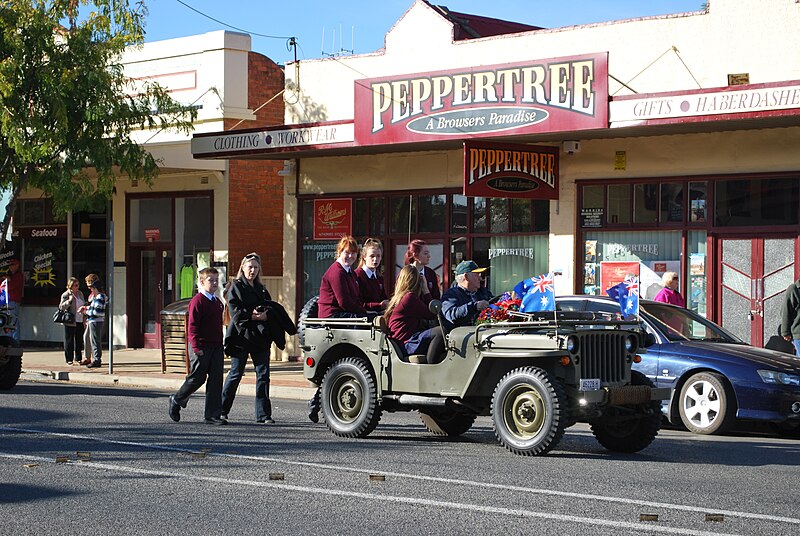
[20,347,316,401]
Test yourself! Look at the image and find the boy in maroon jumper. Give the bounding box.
[168,267,226,425]
[354,238,388,312]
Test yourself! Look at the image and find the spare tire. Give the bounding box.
[296,295,320,347]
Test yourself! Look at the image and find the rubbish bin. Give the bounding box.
[160,299,191,373]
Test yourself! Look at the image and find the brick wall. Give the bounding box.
[227,52,285,277]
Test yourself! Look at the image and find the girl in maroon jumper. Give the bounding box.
[403,239,441,300]
[355,237,388,313]
[385,265,445,364]
[318,235,367,318]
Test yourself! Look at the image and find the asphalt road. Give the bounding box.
[2,380,799,536]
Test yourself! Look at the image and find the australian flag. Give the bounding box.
[0,278,7,307]
[515,273,555,313]
[606,274,639,317]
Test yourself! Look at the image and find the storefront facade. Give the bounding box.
[10,30,285,349]
[193,0,800,352]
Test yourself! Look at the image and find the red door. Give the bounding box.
[718,237,795,346]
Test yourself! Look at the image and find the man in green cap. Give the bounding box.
[441,260,492,330]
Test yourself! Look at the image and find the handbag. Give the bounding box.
[53,308,75,324]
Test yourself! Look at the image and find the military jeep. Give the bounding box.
[0,308,23,390]
[301,302,669,456]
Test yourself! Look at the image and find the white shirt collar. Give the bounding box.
[199,289,216,301]
[336,259,351,272]
[362,266,376,279]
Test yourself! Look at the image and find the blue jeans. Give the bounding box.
[87,321,103,362]
[221,347,271,421]
[792,339,800,356]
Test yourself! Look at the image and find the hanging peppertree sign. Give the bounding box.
[463,141,559,199]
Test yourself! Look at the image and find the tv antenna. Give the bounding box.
[321,24,354,57]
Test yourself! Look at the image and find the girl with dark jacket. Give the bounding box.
[221,252,275,424]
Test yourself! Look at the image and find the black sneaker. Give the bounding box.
[168,395,181,422]
[204,417,228,425]
[86,360,102,369]
[307,399,320,423]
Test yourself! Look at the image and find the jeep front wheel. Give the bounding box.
[590,371,661,453]
[321,358,381,438]
[491,367,567,456]
[420,410,476,437]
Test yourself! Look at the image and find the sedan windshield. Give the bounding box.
[642,303,743,343]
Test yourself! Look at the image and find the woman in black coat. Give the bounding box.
[221,252,275,423]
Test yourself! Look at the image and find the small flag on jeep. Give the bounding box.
[515,273,555,313]
[606,274,639,317]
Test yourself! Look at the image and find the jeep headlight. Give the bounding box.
[566,336,579,354]
[624,335,637,353]
[758,369,800,386]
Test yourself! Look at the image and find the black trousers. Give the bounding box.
[174,345,224,420]
[64,323,85,363]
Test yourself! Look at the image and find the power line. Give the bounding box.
[174,0,294,41]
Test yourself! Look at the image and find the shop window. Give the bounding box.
[23,237,68,302]
[301,240,338,304]
[534,200,550,232]
[418,195,446,233]
[660,183,684,223]
[390,196,416,234]
[633,184,658,224]
[72,208,108,239]
[581,230,681,298]
[490,198,508,233]
[129,198,172,242]
[369,198,385,236]
[72,240,108,294]
[715,177,799,227]
[15,198,65,226]
[451,195,467,232]
[301,199,314,238]
[511,199,532,232]
[353,198,369,237]
[689,182,707,223]
[471,197,487,233]
[688,231,707,318]
[607,184,631,225]
[472,235,548,295]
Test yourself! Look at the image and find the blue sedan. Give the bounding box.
[556,296,800,435]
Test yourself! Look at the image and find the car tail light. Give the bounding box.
[305,357,315,367]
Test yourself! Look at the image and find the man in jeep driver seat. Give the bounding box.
[441,260,492,330]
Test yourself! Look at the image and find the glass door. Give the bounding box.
[129,246,174,348]
[719,237,795,346]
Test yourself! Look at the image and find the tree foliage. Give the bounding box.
[0,0,197,242]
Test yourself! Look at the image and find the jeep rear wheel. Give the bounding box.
[321,358,381,438]
[420,410,476,437]
[590,371,661,453]
[491,367,566,456]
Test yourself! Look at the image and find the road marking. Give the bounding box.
[2,425,798,527]
[0,450,742,536]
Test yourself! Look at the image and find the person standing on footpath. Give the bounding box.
[5,258,24,344]
[221,253,276,424]
[80,274,100,365]
[653,271,685,307]
[168,267,226,424]
[80,279,107,369]
[58,277,85,365]
[780,277,800,355]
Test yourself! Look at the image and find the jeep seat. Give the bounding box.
[372,315,426,364]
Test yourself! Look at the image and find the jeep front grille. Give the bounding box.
[577,332,628,383]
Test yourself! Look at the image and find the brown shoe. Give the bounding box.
[79,359,91,365]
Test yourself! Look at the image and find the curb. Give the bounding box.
[20,368,317,401]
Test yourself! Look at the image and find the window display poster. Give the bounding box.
[643,260,679,300]
[600,261,640,293]
[313,198,352,240]
[690,253,705,275]
[584,240,597,262]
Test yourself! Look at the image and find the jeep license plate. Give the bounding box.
[580,378,601,391]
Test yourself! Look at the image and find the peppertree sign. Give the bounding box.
[463,141,559,199]
[354,53,607,145]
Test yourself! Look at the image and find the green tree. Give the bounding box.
[0,0,196,247]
